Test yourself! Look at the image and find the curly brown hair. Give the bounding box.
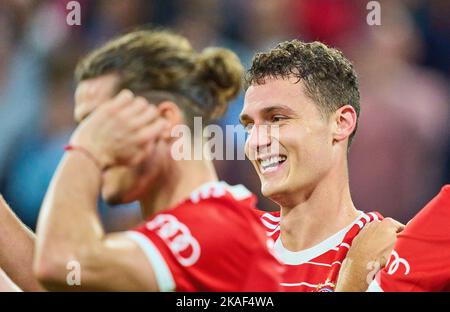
[75,29,243,126]
[247,40,360,145]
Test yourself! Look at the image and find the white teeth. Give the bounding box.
[259,156,287,171]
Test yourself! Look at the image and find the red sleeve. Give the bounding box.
[127,198,281,292]
[369,185,450,291]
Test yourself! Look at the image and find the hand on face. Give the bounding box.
[70,89,168,170]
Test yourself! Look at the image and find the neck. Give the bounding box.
[276,161,359,252]
[139,158,218,218]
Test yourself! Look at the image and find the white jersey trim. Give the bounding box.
[280,281,318,288]
[367,280,384,292]
[125,231,176,292]
[261,218,279,230]
[274,211,364,265]
[303,261,332,267]
[261,212,281,222]
[189,181,252,203]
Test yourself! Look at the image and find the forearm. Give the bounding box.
[0,196,44,291]
[335,258,371,292]
[35,152,105,286]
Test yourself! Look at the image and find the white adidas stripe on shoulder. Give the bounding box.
[267,226,280,237]
[261,218,279,230]
[189,181,253,203]
[261,212,280,222]
[361,213,371,222]
[356,220,365,229]
[368,212,379,221]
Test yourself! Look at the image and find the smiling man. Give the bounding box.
[240,40,402,292]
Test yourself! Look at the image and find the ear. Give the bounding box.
[156,101,185,140]
[332,105,357,144]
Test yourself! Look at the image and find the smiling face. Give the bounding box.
[241,77,336,203]
[74,74,168,205]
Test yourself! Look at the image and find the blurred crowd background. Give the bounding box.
[0,0,448,230]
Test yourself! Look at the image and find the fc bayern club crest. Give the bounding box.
[316,280,335,292]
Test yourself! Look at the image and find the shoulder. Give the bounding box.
[401,184,450,236]
[141,182,265,245]
[171,182,259,225]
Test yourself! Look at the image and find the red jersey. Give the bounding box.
[368,185,450,292]
[126,181,283,292]
[259,210,383,292]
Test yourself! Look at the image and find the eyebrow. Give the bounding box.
[240,104,296,124]
[239,113,252,125]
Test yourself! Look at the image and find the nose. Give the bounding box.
[247,124,272,152]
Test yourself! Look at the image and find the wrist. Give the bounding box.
[69,135,113,170]
[64,144,110,172]
[336,256,372,292]
[69,129,112,169]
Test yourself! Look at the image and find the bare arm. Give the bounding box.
[335,218,404,292]
[34,154,158,291]
[34,91,166,291]
[0,195,44,291]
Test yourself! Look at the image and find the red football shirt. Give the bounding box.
[258,210,383,292]
[126,181,283,292]
[368,185,450,292]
